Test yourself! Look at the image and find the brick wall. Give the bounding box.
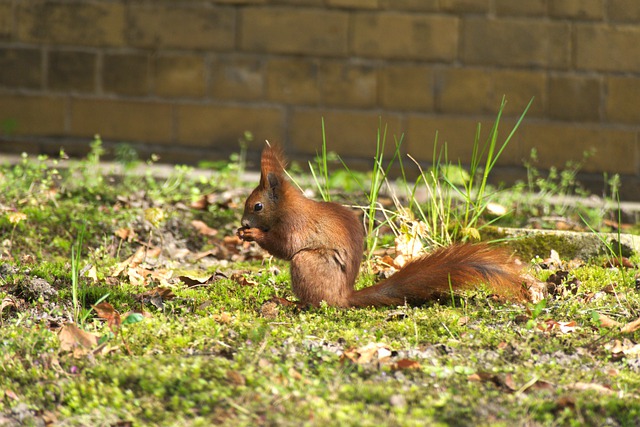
[1,0,639,198]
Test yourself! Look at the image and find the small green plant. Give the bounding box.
[309,118,333,202]
[198,131,251,184]
[309,119,403,258]
[308,98,532,255]
[70,225,85,323]
[114,143,140,171]
[425,96,532,244]
[523,147,593,200]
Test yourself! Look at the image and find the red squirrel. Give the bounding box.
[237,144,528,308]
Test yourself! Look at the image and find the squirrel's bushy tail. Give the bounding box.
[347,244,528,308]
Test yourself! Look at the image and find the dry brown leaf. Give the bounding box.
[597,313,623,328]
[231,272,259,287]
[4,389,19,401]
[604,339,640,360]
[566,382,614,395]
[543,249,563,270]
[288,367,303,381]
[391,359,421,371]
[394,232,423,268]
[226,370,246,386]
[0,295,17,319]
[520,379,555,393]
[58,323,98,356]
[86,265,99,283]
[468,372,517,392]
[93,302,122,333]
[114,228,137,241]
[179,274,214,287]
[342,343,392,365]
[111,246,148,277]
[190,195,209,210]
[213,312,232,324]
[525,273,547,303]
[368,255,399,275]
[604,257,635,269]
[191,220,218,237]
[621,316,640,333]
[537,320,578,334]
[127,267,147,286]
[136,287,176,310]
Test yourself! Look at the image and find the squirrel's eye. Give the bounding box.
[254,202,263,212]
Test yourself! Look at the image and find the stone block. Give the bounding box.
[491,70,545,117]
[270,0,324,5]
[606,76,640,124]
[17,1,125,46]
[519,123,637,174]
[547,75,601,121]
[241,7,349,56]
[0,2,12,40]
[462,17,570,68]
[405,115,518,165]
[212,0,267,3]
[576,24,640,72]
[319,61,377,108]
[0,48,41,89]
[177,104,284,149]
[440,0,489,13]
[0,94,66,136]
[155,54,205,98]
[211,55,265,101]
[379,0,439,11]
[549,0,604,20]
[69,99,172,143]
[326,0,378,9]
[495,0,547,16]
[127,4,235,50]
[48,50,96,93]
[103,53,150,96]
[352,12,458,61]
[433,67,542,117]
[380,64,434,111]
[608,0,640,22]
[437,68,491,114]
[266,58,321,105]
[289,109,404,158]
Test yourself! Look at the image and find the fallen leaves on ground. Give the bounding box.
[191,220,218,237]
[93,302,122,334]
[230,272,259,287]
[537,320,578,334]
[135,287,176,310]
[605,339,640,361]
[604,257,636,269]
[597,313,640,333]
[342,342,392,364]
[468,372,517,392]
[58,323,99,357]
[340,342,422,372]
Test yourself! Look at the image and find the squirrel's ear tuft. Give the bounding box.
[260,142,287,189]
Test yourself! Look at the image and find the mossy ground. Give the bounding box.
[0,151,639,427]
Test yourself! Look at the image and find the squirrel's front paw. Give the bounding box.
[236,227,256,242]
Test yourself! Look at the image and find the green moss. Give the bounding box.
[0,150,638,426]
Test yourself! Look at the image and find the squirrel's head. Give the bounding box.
[240,143,287,231]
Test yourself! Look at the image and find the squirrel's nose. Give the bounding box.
[241,219,250,228]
